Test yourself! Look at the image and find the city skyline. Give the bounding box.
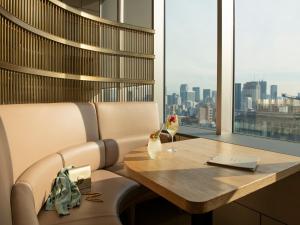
[167,79,300,101]
[166,80,300,141]
[166,73,300,97]
[166,0,300,96]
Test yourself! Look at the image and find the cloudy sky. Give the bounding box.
[165,0,300,96]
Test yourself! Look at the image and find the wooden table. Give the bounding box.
[124,138,300,225]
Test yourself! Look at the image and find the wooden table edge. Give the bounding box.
[124,153,300,214]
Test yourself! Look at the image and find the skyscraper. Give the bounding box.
[167,95,173,105]
[180,84,188,104]
[270,85,278,100]
[172,93,179,105]
[242,81,260,109]
[203,89,211,103]
[235,83,242,111]
[211,90,217,103]
[167,93,181,105]
[192,87,200,102]
[259,80,267,99]
[242,97,253,111]
[187,91,195,102]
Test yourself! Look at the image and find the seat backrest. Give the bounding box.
[0,103,99,225]
[95,102,160,139]
[15,154,63,215]
[95,102,160,163]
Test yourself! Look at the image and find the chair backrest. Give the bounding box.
[95,102,160,162]
[95,102,160,140]
[0,103,99,225]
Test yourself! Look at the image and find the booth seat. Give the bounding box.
[0,102,163,225]
[95,102,169,175]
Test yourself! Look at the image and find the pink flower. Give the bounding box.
[169,115,176,123]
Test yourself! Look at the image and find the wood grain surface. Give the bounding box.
[124,138,300,214]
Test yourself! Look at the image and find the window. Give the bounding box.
[234,0,300,142]
[124,0,153,28]
[62,0,102,17]
[165,0,217,135]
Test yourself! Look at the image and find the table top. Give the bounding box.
[124,138,300,214]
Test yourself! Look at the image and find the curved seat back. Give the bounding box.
[11,140,108,225]
[0,102,159,225]
[0,103,99,225]
[14,154,63,215]
[95,102,160,162]
[59,141,106,171]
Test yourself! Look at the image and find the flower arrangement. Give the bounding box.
[165,114,179,152]
[166,114,177,125]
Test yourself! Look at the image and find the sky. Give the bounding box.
[165,0,217,94]
[165,0,300,96]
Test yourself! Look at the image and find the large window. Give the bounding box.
[234,0,300,142]
[165,0,217,135]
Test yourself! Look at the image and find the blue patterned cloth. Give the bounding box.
[45,168,81,216]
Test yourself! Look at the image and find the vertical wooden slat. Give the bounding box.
[0,1,154,104]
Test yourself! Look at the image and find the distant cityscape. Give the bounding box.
[165,84,217,129]
[166,81,300,142]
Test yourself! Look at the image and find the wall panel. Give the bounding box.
[0,0,154,104]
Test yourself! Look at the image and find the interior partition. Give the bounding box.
[0,0,154,104]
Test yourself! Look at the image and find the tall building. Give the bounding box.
[198,105,213,124]
[187,91,195,102]
[192,87,201,102]
[172,93,180,105]
[167,95,173,105]
[242,97,253,111]
[270,85,278,100]
[167,93,180,105]
[242,81,260,109]
[259,80,267,99]
[203,89,211,103]
[177,95,181,105]
[235,83,242,111]
[180,84,188,104]
[211,90,217,103]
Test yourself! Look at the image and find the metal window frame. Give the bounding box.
[163,0,235,135]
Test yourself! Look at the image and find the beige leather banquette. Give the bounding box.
[95,102,160,163]
[0,102,160,225]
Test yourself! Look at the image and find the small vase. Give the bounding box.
[147,138,162,159]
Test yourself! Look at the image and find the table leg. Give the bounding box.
[191,211,213,225]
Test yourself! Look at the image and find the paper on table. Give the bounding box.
[207,153,259,171]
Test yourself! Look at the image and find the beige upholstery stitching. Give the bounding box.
[93,103,102,140]
[56,152,66,168]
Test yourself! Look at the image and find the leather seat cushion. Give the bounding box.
[38,170,139,225]
[106,163,128,177]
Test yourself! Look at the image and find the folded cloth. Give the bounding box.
[45,167,81,216]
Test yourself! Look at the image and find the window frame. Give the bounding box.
[163,0,234,136]
[161,0,300,156]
